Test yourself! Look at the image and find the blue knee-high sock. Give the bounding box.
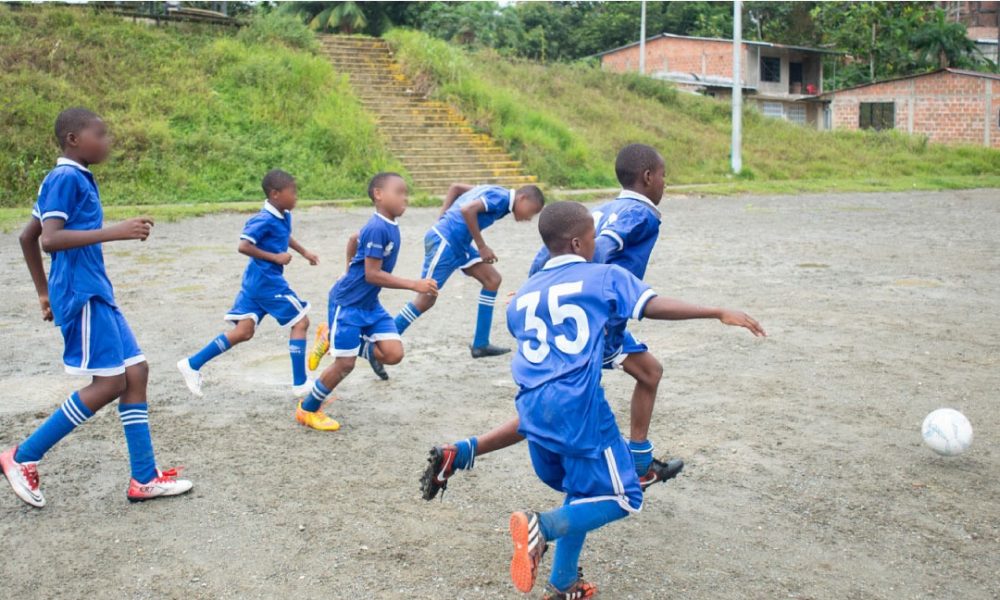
[118,403,158,484]
[188,334,231,371]
[15,392,93,463]
[550,531,587,592]
[538,500,629,591]
[394,302,422,335]
[289,338,307,386]
[628,439,654,477]
[452,437,478,470]
[472,289,498,348]
[301,380,331,413]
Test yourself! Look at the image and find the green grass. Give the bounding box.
[0,6,402,208]
[384,29,1000,190]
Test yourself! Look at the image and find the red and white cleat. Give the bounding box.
[127,467,193,503]
[0,446,45,508]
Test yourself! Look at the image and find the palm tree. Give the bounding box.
[910,9,978,69]
[278,1,368,34]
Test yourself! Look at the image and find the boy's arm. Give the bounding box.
[238,239,292,266]
[288,236,319,266]
[439,183,474,217]
[460,201,497,264]
[642,296,766,337]
[19,219,53,321]
[39,216,153,253]
[345,233,359,270]
[363,257,438,295]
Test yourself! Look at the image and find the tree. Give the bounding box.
[910,8,979,68]
[278,1,367,34]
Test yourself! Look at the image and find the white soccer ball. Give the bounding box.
[921,408,973,457]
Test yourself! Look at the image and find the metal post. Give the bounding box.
[731,0,743,174]
[639,0,647,75]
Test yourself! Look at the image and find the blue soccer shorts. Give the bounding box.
[602,328,649,370]
[327,302,400,357]
[528,436,643,514]
[61,298,145,377]
[420,228,483,288]
[224,288,310,328]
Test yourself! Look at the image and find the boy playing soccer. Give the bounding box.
[501,202,765,597]
[2,108,192,507]
[295,173,437,431]
[421,144,688,499]
[177,169,318,398]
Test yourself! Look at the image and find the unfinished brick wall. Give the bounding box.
[601,37,746,81]
[826,71,1000,148]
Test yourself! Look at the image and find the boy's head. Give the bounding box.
[55,107,110,165]
[512,185,545,222]
[538,201,595,261]
[262,169,297,210]
[368,172,408,218]
[615,143,665,204]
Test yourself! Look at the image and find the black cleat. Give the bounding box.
[420,445,457,501]
[470,344,511,358]
[639,458,684,491]
[361,341,389,380]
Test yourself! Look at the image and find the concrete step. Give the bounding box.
[401,159,522,169]
[412,177,537,190]
[406,166,527,178]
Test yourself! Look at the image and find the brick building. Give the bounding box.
[816,69,1000,148]
[596,33,840,127]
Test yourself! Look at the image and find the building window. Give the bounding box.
[761,56,781,82]
[859,102,895,131]
[761,101,784,119]
[786,104,807,124]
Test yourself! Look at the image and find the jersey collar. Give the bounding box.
[508,188,516,213]
[542,254,587,270]
[619,190,659,211]
[375,211,399,226]
[263,201,286,220]
[56,157,92,173]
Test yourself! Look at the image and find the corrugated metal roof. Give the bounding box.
[818,68,1000,97]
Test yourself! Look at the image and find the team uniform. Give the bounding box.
[226,201,310,328]
[528,191,661,369]
[328,213,402,357]
[37,158,145,376]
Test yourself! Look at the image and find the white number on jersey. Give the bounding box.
[515,281,591,364]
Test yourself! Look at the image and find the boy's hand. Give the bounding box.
[302,250,320,266]
[413,278,439,296]
[274,252,293,266]
[719,310,766,337]
[110,217,154,242]
[38,295,53,322]
[479,245,498,264]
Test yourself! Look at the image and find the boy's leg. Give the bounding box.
[420,416,524,500]
[362,306,404,380]
[262,290,311,392]
[178,307,258,397]
[394,231,451,335]
[619,348,685,486]
[296,304,357,431]
[289,315,310,391]
[462,261,507,357]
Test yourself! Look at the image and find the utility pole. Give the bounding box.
[731,0,742,174]
[639,0,647,75]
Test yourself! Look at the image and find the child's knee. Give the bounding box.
[379,343,404,365]
[483,270,502,290]
[231,321,255,343]
[292,316,310,335]
[334,356,356,374]
[100,374,128,398]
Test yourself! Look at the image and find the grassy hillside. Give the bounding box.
[0,6,401,208]
[384,29,1000,192]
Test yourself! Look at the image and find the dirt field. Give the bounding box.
[1,189,998,600]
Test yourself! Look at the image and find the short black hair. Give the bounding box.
[367,172,403,202]
[54,107,101,150]
[614,143,664,188]
[516,184,545,207]
[538,201,593,252]
[262,169,295,196]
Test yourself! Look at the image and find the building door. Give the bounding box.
[789,62,803,94]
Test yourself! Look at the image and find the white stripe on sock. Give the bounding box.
[61,403,83,426]
[63,397,88,424]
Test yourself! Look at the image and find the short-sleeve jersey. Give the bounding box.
[239,201,293,297]
[528,191,662,279]
[507,255,658,458]
[434,185,514,248]
[35,158,116,326]
[331,213,401,309]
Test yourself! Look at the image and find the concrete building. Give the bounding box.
[596,33,840,127]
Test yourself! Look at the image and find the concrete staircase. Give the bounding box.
[319,35,536,195]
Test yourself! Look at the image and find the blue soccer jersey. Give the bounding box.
[35,157,116,326]
[240,201,293,297]
[507,255,658,458]
[331,213,401,309]
[528,191,661,279]
[433,185,514,248]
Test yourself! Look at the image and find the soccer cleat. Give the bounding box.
[361,341,389,380]
[509,510,547,593]
[295,401,340,431]
[176,358,204,398]
[639,457,684,491]
[308,323,329,371]
[126,467,193,503]
[291,378,315,398]
[542,570,597,600]
[419,445,457,501]
[470,344,511,358]
[0,446,45,508]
